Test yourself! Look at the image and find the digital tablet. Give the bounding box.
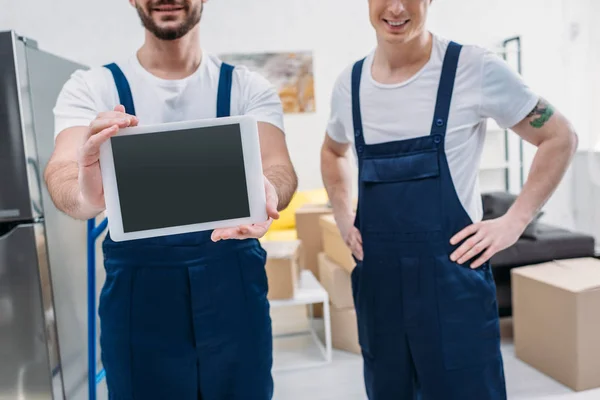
[98,115,267,242]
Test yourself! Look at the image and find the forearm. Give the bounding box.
[321,146,354,222]
[508,129,578,228]
[264,163,297,211]
[44,161,102,220]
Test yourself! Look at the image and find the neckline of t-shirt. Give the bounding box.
[365,34,441,90]
[129,49,207,88]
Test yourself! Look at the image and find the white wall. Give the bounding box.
[2,0,376,193]
[589,0,600,153]
[200,0,376,193]
[428,0,596,229]
[2,0,597,229]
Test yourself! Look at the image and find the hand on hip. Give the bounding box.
[449,215,522,268]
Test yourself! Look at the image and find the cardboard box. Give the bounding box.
[295,204,332,278]
[319,215,355,274]
[512,257,600,391]
[331,306,361,355]
[295,204,332,317]
[270,305,309,336]
[262,240,301,300]
[318,253,354,309]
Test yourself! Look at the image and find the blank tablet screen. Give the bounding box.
[110,124,251,233]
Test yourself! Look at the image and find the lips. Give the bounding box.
[151,2,185,12]
[154,6,184,11]
[384,19,410,29]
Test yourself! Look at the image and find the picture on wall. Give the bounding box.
[219,51,315,114]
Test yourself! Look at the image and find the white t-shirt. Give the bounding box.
[326,34,538,223]
[53,50,285,139]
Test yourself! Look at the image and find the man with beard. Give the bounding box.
[44,0,297,399]
[320,0,577,399]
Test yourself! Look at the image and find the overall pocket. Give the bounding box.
[434,255,501,370]
[351,261,374,356]
[237,244,269,300]
[360,149,443,235]
[236,244,271,338]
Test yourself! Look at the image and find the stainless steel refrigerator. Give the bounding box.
[0,30,102,400]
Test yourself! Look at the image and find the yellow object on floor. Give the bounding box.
[261,229,297,242]
[268,188,329,232]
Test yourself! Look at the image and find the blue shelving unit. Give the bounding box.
[87,217,108,400]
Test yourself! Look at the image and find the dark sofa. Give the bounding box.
[482,192,597,316]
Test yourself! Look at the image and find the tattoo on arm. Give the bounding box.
[264,164,298,211]
[526,98,555,128]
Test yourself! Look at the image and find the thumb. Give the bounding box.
[267,199,279,220]
[114,104,126,113]
[264,177,280,220]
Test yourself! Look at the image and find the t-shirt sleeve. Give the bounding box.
[237,68,285,133]
[479,51,539,129]
[326,69,352,144]
[53,69,101,139]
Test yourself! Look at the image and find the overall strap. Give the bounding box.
[351,58,367,156]
[104,63,136,116]
[351,58,367,233]
[430,41,462,137]
[217,62,234,118]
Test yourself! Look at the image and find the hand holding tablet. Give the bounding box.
[78,105,138,213]
[98,114,269,242]
[210,176,279,242]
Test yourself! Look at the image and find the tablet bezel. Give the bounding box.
[99,115,267,242]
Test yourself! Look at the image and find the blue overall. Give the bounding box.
[350,42,507,399]
[98,62,273,400]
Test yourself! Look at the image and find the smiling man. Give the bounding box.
[44,0,297,399]
[321,0,577,399]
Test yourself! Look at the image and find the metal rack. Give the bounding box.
[501,35,525,192]
[480,35,526,194]
[87,217,108,400]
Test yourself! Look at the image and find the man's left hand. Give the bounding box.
[211,176,280,242]
[449,214,525,269]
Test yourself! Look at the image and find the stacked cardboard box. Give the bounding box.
[512,257,600,391]
[295,204,333,316]
[319,215,355,273]
[295,204,333,278]
[317,215,361,355]
[318,253,360,354]
[261,240,302,300]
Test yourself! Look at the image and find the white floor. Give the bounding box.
[271,316,600,400]
[92,316,600,399]
[272,341,600,400]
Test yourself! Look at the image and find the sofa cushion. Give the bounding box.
[490,223,596,268]
[482,192,518,219]
[482,192,544,239]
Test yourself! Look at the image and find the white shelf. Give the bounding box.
[270,270,332,372]
[270,270,329,308]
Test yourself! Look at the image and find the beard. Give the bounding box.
[135,0,203,41]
